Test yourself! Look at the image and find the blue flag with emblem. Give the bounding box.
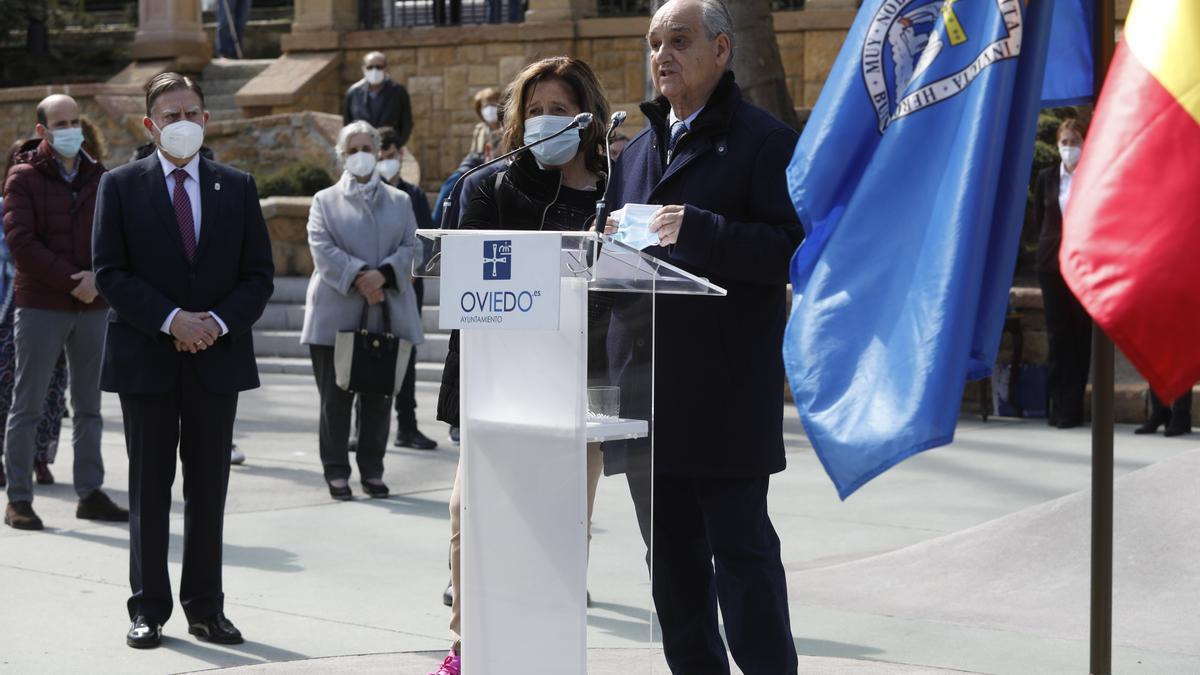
[784,0,1055,499]
[1041,0,1093,106]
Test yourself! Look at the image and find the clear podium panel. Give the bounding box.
[415,229,727,298]
[585,283,660,674]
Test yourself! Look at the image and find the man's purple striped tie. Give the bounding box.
[171,168,197,262]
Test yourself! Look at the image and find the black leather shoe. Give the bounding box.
[442,579,454,607]
[328,482,353,501]
[188,613,244,644]
[76,490,129,522]
[5,501,43,530]
[1135,414,1169,434]
[1055,418,1083,429]
[395,428,438,450]
[126,616,162,649]
[361,480,390,498]
[1164,419,1192,437]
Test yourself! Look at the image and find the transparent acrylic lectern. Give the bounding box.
[416,230,725,674]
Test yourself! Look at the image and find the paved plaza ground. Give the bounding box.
[1,374,1197,674]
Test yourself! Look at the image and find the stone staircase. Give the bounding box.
[200,59,275,122]
[254,276,450,383]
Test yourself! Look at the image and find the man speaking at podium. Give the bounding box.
[92,72,274,649]
[604,1,803,672]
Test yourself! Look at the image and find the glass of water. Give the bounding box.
[587,386,620,421]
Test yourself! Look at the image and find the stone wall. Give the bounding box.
[253,9,859,193]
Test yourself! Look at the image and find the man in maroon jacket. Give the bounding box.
[2,94,127,530]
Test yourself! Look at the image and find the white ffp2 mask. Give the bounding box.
[154,120,205,160]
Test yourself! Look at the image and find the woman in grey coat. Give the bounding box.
[301,121,424,500]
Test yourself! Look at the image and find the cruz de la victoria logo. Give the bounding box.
[483,239,512,280]
[862,0,1023,133]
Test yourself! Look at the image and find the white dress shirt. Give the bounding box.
[157,150,228,337]
[1058,161,1073,215]
[668,105,705,130]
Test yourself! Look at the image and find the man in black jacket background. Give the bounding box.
[344,51,414,149]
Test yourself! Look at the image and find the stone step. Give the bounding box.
[202,78,252,96]
[270,277,310,304]
[270,277,440,306]
[201,58,274,82]
[254,330,450,363]
[254,302,444,335]
[256,357,445,383]
[255,303,308,331]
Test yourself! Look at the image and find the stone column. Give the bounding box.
[131,0,210,71]
[284,0,357,51]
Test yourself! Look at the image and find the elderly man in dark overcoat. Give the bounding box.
[603,0,804,672]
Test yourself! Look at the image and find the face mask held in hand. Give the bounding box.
[523,115,581,167]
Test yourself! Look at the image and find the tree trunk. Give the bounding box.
[727,0,800,130]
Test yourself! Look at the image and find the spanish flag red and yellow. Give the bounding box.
[1060,0,1200,403]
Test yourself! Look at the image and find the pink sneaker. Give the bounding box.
[428,650,460,675]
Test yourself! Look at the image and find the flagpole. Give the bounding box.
[1089,1,1117,673]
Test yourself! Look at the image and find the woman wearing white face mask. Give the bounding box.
[428,56,613,675]
[468,87,502,157]
[1035,117,1091,429]
[301,121,425,501]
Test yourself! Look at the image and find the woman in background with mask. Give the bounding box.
[468,87,501,158]
[301,121,424,500]
[1035,117,1091,429]
[429,56,612,675]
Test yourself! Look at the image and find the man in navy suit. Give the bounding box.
[92,72,274,649]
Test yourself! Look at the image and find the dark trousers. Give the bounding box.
[1038,265,1092,424]
[122,360,238,624]
[394,277,423,429]
[214,0,251,58]
[628,472,798,675]
[310,345,390,481]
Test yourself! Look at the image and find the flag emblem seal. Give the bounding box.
[863,0,1025,133]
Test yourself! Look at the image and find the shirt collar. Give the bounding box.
[668,105,705,129]
[158,149,201,184]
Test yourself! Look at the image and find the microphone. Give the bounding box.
[593,110,629,235]
[439,113,594,230]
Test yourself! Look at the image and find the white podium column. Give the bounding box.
[460,276,589,674]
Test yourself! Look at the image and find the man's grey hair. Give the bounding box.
[661,0,736,69]
[335,121,380,163]
[363,51,386,66]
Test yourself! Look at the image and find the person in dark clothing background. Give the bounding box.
[376,126,437,450]
[1035,117,1092,429]
[344,52,413,150]
[1136,389,1193,437]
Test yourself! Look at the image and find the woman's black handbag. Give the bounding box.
[334,300,412,396]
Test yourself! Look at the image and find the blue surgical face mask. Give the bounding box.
[49,127,85,158]
[523,115,581,167]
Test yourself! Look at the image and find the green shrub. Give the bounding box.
[257,162,334,198]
